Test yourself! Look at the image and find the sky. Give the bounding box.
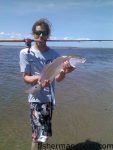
[0,0,113,47]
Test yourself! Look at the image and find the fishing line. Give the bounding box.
[0,39,113,42]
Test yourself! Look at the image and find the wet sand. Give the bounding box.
[1,71,113,150]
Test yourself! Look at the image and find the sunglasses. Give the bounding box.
[34,31,48,36]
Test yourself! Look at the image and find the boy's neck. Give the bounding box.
[35,43,48,52]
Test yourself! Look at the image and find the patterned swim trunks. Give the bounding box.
[29,102,53,142]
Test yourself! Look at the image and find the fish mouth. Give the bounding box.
[69,57,86,67]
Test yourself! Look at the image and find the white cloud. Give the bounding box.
[63,37,72,40]
[0,32,24,39]
[75,38,91,40]
[49,36,57,40]
[50,36,91,41]
[63,37,91,40]
[0,32,5,35]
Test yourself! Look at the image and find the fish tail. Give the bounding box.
[25,84,41,94]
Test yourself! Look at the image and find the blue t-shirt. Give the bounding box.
[19,45,60,103]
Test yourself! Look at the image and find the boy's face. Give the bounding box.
[33,25,48,44]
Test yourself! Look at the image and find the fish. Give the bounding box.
[25,55,86,94]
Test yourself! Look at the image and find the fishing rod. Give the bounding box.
[0,39,113,42]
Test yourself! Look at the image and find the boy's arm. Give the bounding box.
[22,73,40,84]
[23,73,49,87]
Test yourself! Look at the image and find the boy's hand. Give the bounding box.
[41,80,50,87]
[63,60,75,73]
[55,69,65,82]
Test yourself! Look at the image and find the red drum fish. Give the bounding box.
[26,55,86,94]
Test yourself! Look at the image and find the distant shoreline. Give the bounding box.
[0,45,113,49]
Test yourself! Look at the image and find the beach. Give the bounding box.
[0,46,113,150]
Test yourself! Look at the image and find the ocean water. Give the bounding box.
[0,46,113,150]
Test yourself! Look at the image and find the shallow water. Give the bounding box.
[0,46,113,149]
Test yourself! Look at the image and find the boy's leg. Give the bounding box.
[30,102,53,147]
[38,142,43,150]
[31,141,38,150]
[31,141,42,150]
